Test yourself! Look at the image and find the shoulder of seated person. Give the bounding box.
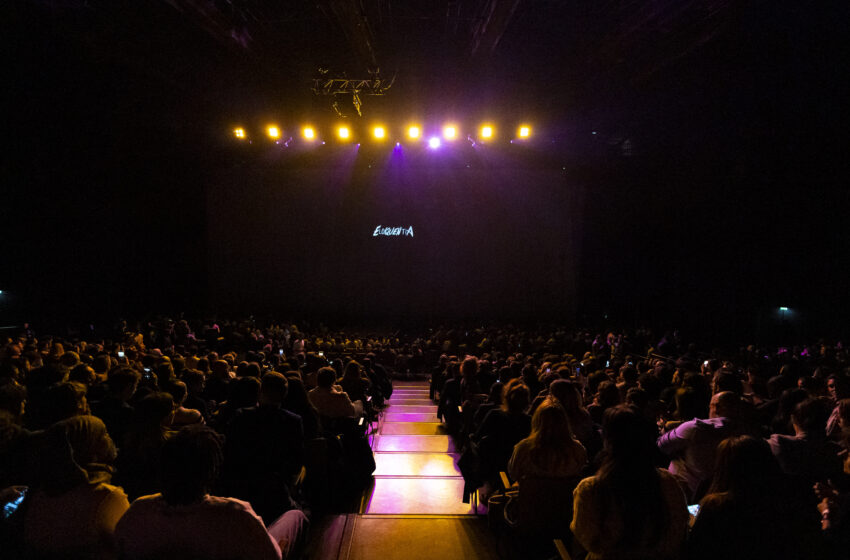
[656,467,681,484]
[698,491,731,510]
[573,475,599,493]
[75,480,128,500]
[122,493,166,514]
[202,494,257,511]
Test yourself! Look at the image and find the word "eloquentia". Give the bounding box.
[373,225,414,237]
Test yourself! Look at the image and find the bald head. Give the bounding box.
[709,391,739,419]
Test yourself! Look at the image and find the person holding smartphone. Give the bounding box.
[688,436,825,560]
[22,416,129,558]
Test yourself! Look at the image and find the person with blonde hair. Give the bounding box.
[509,400,587,481]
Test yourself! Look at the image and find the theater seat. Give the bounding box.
[497,472,583,558]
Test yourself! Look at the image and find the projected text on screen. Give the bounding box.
[373,225,414,237]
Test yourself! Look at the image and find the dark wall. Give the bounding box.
[206,147,580,322]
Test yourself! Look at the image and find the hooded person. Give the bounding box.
[23,415,130,558]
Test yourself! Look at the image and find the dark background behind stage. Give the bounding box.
[207,153,579,322]
[2,2,849,342]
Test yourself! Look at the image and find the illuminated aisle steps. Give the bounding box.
[365,382,471,515]
[331,381,500,560]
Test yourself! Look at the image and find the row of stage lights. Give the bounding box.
[232,123,533,147]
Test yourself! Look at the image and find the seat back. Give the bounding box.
[509,475,582,538]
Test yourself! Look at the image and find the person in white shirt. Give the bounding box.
[308,366,363,419]
[115,425,308,560]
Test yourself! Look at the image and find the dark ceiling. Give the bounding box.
[5,0,845,159]
[6,1,819,127]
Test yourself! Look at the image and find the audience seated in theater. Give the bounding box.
[211,374,260,432]
[471,378,531,484]
[830,398,850,441]
[663,387,701,432]
[458,356,487,431]
[115,392,176,500]
[165,379,204,428]
[34,379,89,429]
[520,363,543,402]
[181,368,213,423]
[616,363,639,401]
[309,366,362,419]
[767,396,843,484]
[549,379,595,451]
[472,381,503,432]
[770,387,810,436]
[361,354,392,406]
[813,432,850,559]
[7,318,850,560]
[0,380,34,488]
[91,366,139,444]
[826,374,850,437]
[115,425,308,560]
[23,415,130,559]
[337,360,372,406]
[282,372,321,439]
[688,435,824,560]
[438,360,462,430]
[571,406,688,560]
[508,400,586,482]
[224,371,305,522]
[657,391,749,502]
[586,380,620,425]
[204,359,232,404]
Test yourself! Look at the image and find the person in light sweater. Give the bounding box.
[115,424,308,560]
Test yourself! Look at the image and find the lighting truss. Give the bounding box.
[311,76,395,96]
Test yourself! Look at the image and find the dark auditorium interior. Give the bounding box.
[1,2,849,559]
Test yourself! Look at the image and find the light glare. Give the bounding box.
[233,127,246,139]
[443,125,457,140]
[302,127,315,140]
[266,125,281,139]
[337,126,351,140]
[481,125,493,139]
[428,137,441,149]
[407,126,421,139]
[519,125,531,138]
[373,126,386,139]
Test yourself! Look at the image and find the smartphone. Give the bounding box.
[606,360,610,368]
[318,351,324,357]
[687,504,700,516]
[279,349,284,356]
[118,351,125,359]
[3,487,27,519]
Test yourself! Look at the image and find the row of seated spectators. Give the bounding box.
[435,348,850,559]
[0,324,392,559]
[3,318,850,559]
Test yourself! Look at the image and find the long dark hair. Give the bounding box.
[527,401,577,468]
[707,436,782,500]
[596,406,667,547]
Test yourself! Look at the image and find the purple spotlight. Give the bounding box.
[428,137,441,149]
